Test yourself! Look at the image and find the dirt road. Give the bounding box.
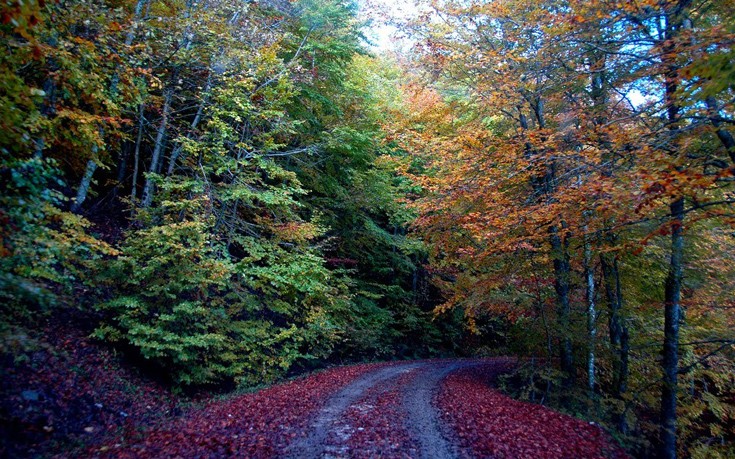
[95,359,628,458]
[286,361,475,459]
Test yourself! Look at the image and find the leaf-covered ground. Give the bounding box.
[95,359,627,458]
[342,367,421,457]
[3,329,629,458]
[94,362,389,458]
[0,321,179,458]
[437,363,629,459]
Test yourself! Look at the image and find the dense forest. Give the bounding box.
[0,0,733,458]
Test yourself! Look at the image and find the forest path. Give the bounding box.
[92,359,628,458]
[285,360,479,459]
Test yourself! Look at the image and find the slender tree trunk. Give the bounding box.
[155,131,168,174]
[659,4,689,455]
[112,143,130,200]
[130,103,145,206]
[550,224,574,385]
[583,217,596,393]
[141,87,173,208]
[33,32,60,159]
[139,0,201,205]
[34,77,56,158]
[600,250,628,397]
[619,322,629,397]
[72,0,148,213]
[167,75,211,176]
[34,139,45,159]
[71,159,98,213]
[601,248,630,433]
[661,197,684,459]
[537,295,554,405]
[657,2,690,453]
[110,0,148,94]
[590,48,632,426]
[520,102,574,386]
[536,100,574,385]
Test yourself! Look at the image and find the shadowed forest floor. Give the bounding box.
[1,326,627,458]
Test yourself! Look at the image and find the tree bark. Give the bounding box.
[659,3,689,456]
[34,77,56,158]
[70,159,98,213]
[705,96,735,164]
[141,87,173,208]
[550,223,574,385]
[111,142,131,201]
[110,0,148,94]
[72,0,148,213]
[167,75,211,176]
[661,197,684,459]
[520,102,574,386]
[600,250,628,397]
[583,217,596,393]
[130,103,145,206]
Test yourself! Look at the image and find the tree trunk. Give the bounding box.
[705,96,735,163]
[73,0,148,213]
[619,322,629,398]
[600,248,630,433]
[130,103,145,207]
[110,0,148,94]
[520,102,574,386]
[550,224,574,385]
[583,217,596,393]
[141,87,173,208]
[70,159,98,213]
[534,102,574,385]
[600,250,628,397]
[34,76,57,158]
[536,294,554,406]
[167,75,211,176]
[661,197,684,459]
[111,144,130,201]
[659,4,688,455]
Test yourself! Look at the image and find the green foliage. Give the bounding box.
[280,49,449,358]
[95,215,348,386]
[2,0,452,395]
[0,155,114,318]
[95,43,354,385]
[94,220,232,385]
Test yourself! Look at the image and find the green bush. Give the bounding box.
[94,217,349,386]
[0,156,114,318]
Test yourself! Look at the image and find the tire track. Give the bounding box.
[402,361,479,459]
[285,362,421,459]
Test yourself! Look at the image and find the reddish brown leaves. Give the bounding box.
[438,363,629,459]
[0,324,178,458]
[342,368,420,457]
[95,363,386,458]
